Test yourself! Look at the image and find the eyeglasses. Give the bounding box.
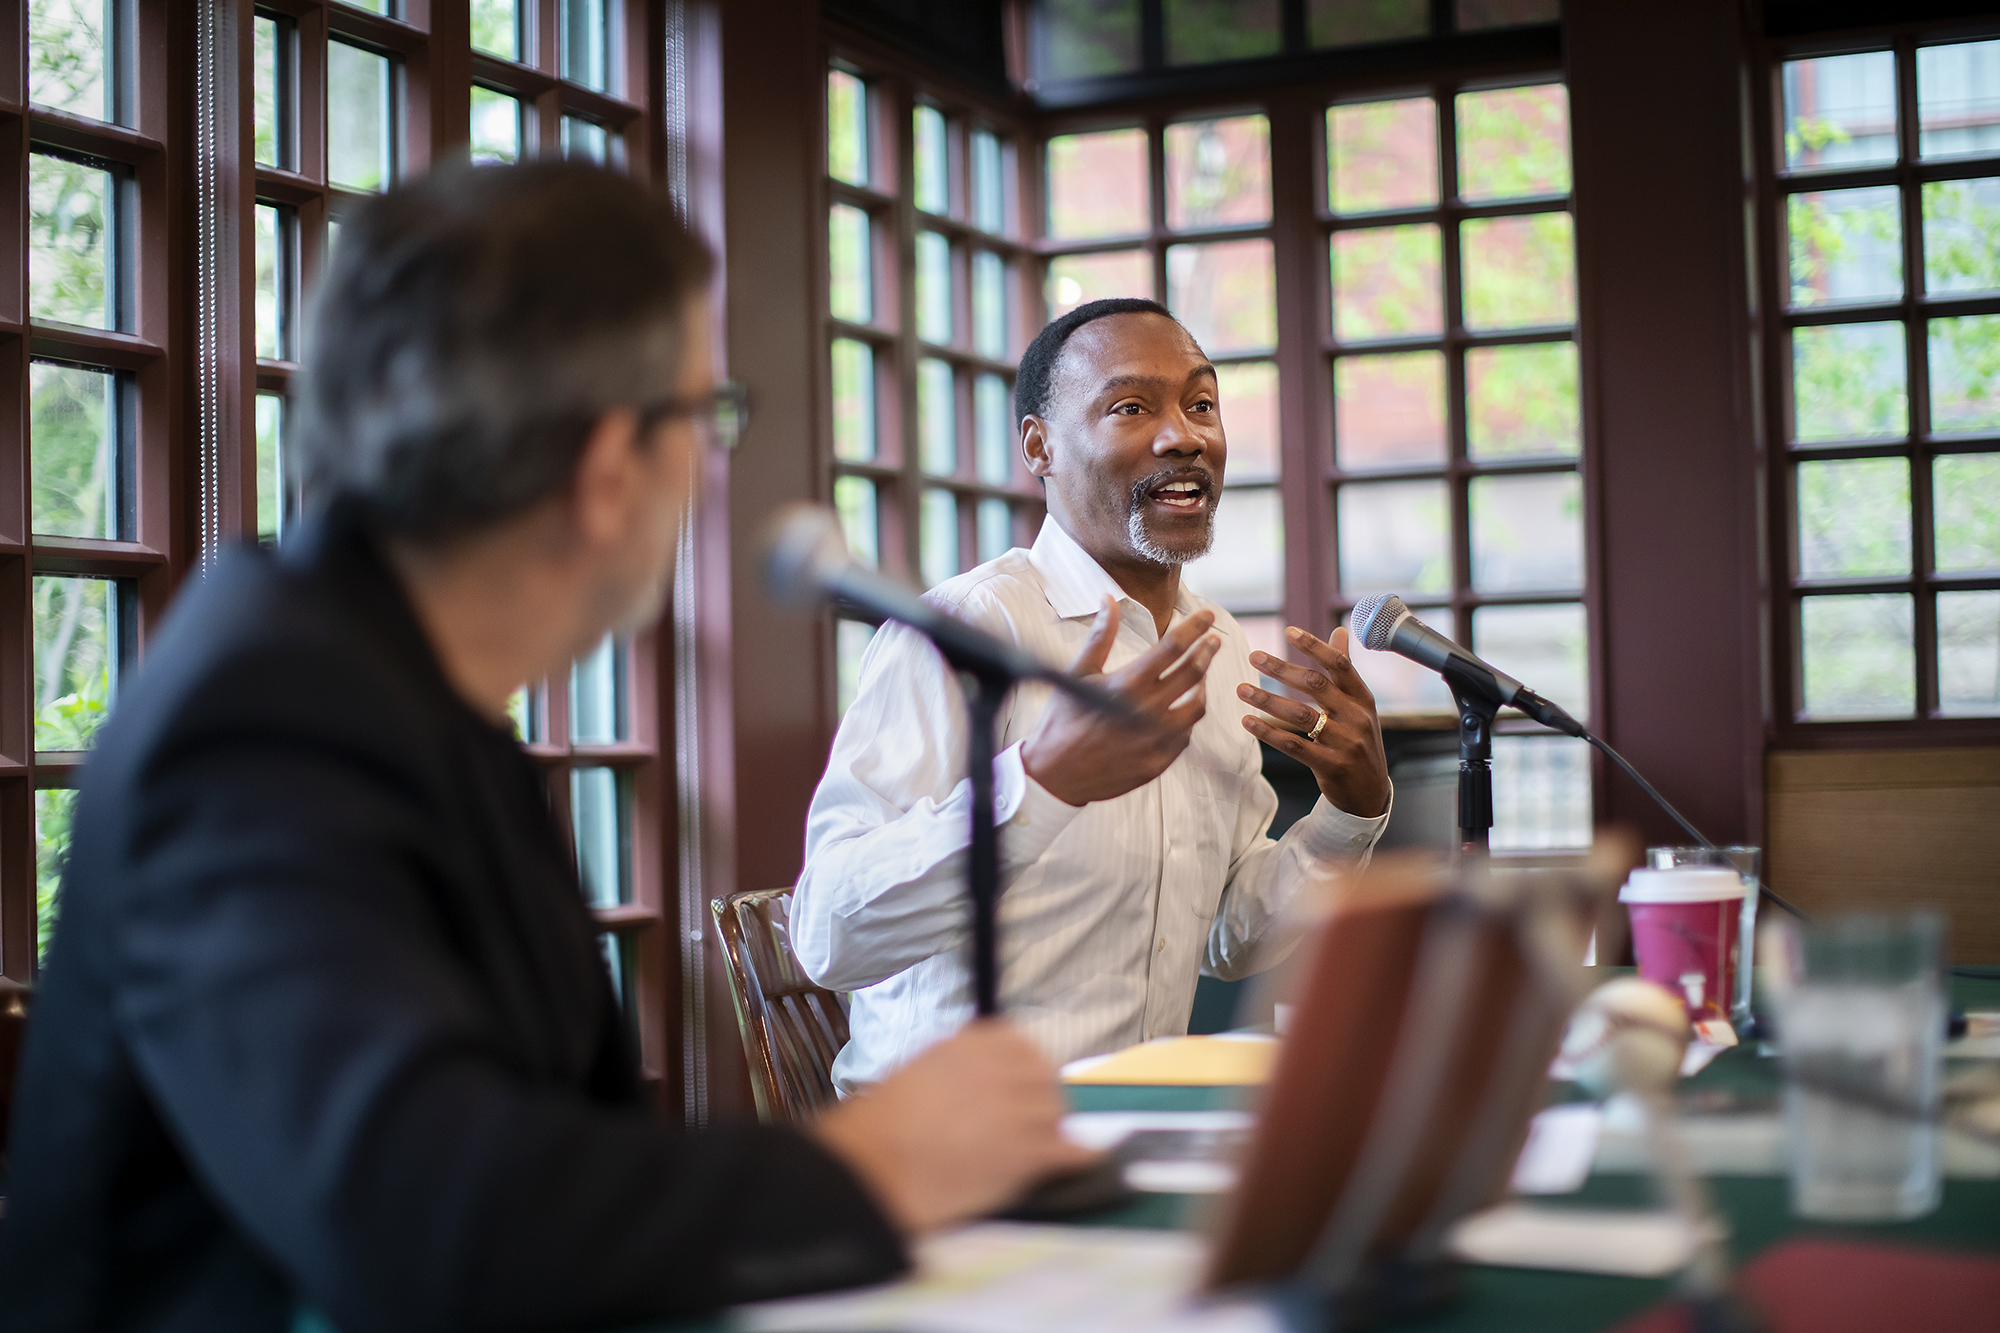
[642,381,750,450]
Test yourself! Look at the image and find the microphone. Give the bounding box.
[1348,593,1585,738]
[762,503,1129,714]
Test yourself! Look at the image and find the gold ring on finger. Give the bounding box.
[1306,709,1327,742]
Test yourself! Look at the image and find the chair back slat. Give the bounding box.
[710,888,849,1124]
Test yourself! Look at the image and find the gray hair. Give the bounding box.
[295,159,713,545]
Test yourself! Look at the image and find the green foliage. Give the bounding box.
[253,16,278,166]
[1462,212,1575,331]
[1041,0,1142,79]
[29,363,112,539]
[471,0,518,60]
[1332,224,1439,339]
[34,576,110,745]
[1801,594,1915,718]
[1457,85,1571,202]
[1167,116,1268,229]
[1788,188,1900,306]
[1931,314,2000,433]
[29,0,105,119]
[826,70,868,184]
[1922,179,2000,294]
[1791,322,1906,441]
[1785,115,1852,167]
[36,664,109,752]
[1934,454,2000,574]
[36,788,79,961]
[1164,0,1281,66]
[1327,98,1435,215]
[1796,458,1910,580]
[1309,0,1427,48]
[1468,342,1578,458]
[29,152,110,328]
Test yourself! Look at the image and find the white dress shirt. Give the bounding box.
[794,517,1392,1093]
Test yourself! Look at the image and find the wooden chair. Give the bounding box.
[1,980,31,1172]
[710,888,849,1124]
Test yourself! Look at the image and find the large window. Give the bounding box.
[1766,36,2000,728]
[822,63,1042,713]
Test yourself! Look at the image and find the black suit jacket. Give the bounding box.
[0,512,903,1333]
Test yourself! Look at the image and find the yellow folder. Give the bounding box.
[1062,1035,1277,1086]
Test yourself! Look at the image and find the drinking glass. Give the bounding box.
[1780,911,1945,1222]
[1647,845,1761,1028]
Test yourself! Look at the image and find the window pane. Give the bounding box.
[570,767,628,908]
[1796,457,1910,580]
[1917,39,2000,161]
[1791,321,1907,441]
[29,153,112,330]
[1929,314,2000,434]
[1038,0,1142,79]
[1165,0,1280,65]
[1939,590,2000,715]
[916,231,952,344]
[31,362,115,540]
[973,252,1008,358]
[1935,453,2000,573]
[830,339,876,462]
[35,575,114,751]
[828,69,869,185]
[1217,361,1278,483]
[1467,341,1578,459]
[1233,615,1286,673]
[1457,0,1561,28]
[833,475,879,568]
[921,489,959,588]
[1310,0,1427,47]
[1787,186,1902,307]
[563,117,610,163]
[829,205,873,324]
[978,498,1014,564]
[1331,224,1442,341]
[1800,593,1914,718]
[254,204,287,360]
[918,359,956,475]
[1783,52,1897,173]
[1335,351,1445,470]
[560,0,611,92]
[1183,486,1282,609]
[1492,735,1592,853]
[1167,239,1275,353]
[1470,471,1583,593]
[1922,178,2000,296]
[30,0,110,121]
[914,105,949,216]
[975,373,1013,484]
[1345,604,1453,712]
[470,86,521,164]
[1474,602,1587,717]
[1338,479,1449,596]
[328,42,392,192]
[506,686,538,743]
[1456,84,1570,202]
[254,15,282,167]
[1461,212,1575,331]
[36,788,77,961]
[472,0,518,60]
[1047,128,1149,240]
[570,634,625,744]
[972,130,1006,233]
[1328,97,1437,215]
[1047,249,1151,317]
[256,392,284,542]
[1165,114,1270,229]
[836,618,876,717]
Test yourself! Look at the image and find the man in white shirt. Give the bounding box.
[794,298,1394,1093]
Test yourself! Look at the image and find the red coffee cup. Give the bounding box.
[1620,868,1746,1025]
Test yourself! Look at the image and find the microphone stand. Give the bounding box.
[961,665,1007,1016]
[1451,683,1499,859]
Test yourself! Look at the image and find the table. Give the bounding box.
[1062,972,2000,1332]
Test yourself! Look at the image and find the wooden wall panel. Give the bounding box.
[1767,748,2000,964]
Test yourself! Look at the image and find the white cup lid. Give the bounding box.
[1620,867,1746,904]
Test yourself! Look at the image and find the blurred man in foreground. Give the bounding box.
[0,162,1086,1333]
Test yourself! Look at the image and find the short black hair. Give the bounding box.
[297,159,713,545]
[1013,297,1182,424]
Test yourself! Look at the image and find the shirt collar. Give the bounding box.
[1027,515,1205,623]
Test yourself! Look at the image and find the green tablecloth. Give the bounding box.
[1062,973,2000,1332]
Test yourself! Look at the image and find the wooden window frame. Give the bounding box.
[1753,18,2000,749]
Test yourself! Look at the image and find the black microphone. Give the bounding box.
[1348,592,1585,738]
[762,503,1130,715]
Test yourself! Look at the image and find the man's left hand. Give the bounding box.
[1237,626,1391,819]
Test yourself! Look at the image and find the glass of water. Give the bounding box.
[1780,911,1945,1222]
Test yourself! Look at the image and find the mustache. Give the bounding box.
[1127,465,1218,508]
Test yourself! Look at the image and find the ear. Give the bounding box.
[569,408,644,546]
[1021,415,1054,480]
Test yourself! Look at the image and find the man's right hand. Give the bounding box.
[809,1020,1096,1235]
[1020,598,1220,807]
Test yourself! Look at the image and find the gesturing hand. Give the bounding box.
[1021,598,1222,808]
[1237,625,1391,819]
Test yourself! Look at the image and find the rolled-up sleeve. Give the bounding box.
[792,619,1083,993]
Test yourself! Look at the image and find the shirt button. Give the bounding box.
[1156,937,1166,953]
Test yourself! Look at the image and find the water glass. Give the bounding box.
[1780,911,1945,1222]
[1647,845,1761,1027]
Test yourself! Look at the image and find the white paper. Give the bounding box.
[731,1223,1282,1333]
[1061,1111,1253,1152]
[1446,1204,1699,1277]
[1508,1104,1601,1195]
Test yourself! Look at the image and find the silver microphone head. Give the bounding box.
[762,502,851,607]
[1349,593,1410,652]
